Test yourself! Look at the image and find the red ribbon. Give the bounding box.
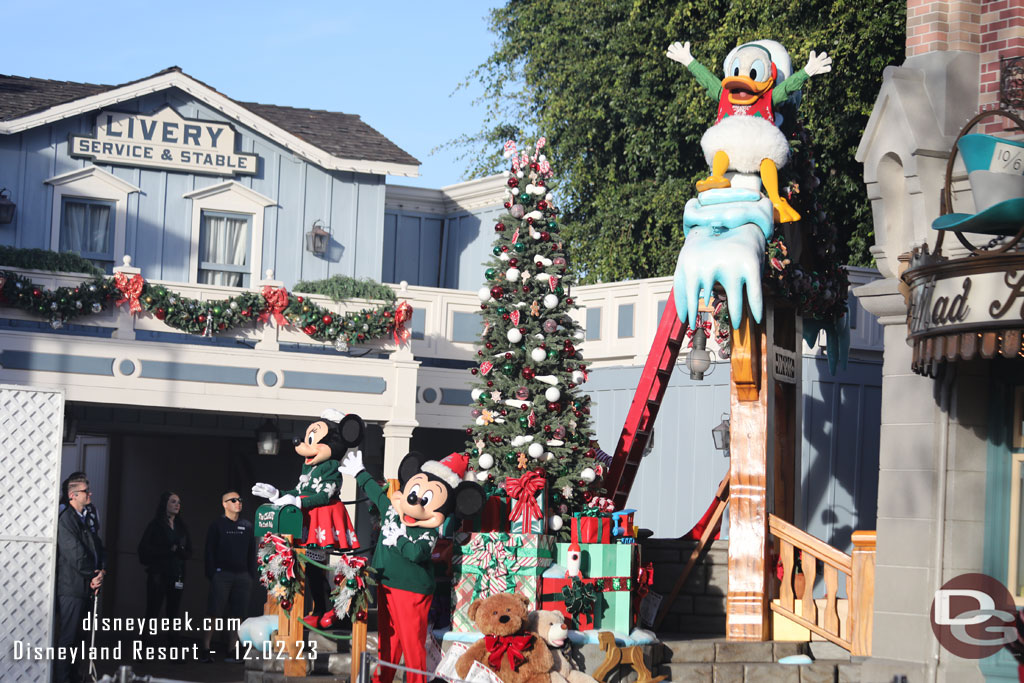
[506,470,546,531]
[113,272,144,314]
[393,300,413,345]
[637,562,654,598]
[484,633,533,670]
[259,286,289,326]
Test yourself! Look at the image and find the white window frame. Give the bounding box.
[198,210,253,287]
[183,181,275,286]
[45,166,140,266]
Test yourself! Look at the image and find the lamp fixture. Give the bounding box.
[686,326,713,380]
[256,418,280,456]
[711,415,730,455]
[0,188,16,224]
[305,219,330,256]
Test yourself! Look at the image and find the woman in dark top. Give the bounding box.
[138,491,192,620]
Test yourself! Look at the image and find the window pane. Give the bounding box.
[586,307,601,341]
[618,303,635,338]
[200,212,250,287]
[60,198,114,270]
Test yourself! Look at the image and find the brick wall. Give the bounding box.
[639,537,729,635]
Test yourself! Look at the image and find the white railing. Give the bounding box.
[0,260,881,366]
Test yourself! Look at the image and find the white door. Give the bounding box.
[0,384,64,683]
[61,436,110,539]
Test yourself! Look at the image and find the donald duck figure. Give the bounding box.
[667,40,832,223]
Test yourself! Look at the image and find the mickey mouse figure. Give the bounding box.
[339,450,484,683]
[252,409,365,625]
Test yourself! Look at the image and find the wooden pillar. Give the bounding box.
[351,613,368,683]
[727,306,770,639]
[726,301,801,640]
[850,530,877,657]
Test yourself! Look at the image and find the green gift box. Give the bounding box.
[450,532,556,632]
[554,542,638,633]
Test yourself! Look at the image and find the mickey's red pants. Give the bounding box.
[374,584,433,683]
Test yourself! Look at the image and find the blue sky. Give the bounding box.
[4,1,504,188]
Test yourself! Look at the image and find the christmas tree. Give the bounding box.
[464,138,601,534]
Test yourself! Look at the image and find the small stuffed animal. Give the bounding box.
[526,610,598,683]
[456,593,553,683]
[339,450,485,683]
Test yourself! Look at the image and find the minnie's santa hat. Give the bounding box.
[421,452,470,489]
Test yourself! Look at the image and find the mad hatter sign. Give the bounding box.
[70,106,258,176]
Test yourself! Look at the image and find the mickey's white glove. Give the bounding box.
[274,494,302,507]
[381,521,408,547]
[252,482,279,500]
[338,450,366,478]
[666,41,694,67]
[804,50,832,77]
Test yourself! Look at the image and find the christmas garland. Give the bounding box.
[257,532,305,611]
[325,555,377,626]
[0,269,412,348]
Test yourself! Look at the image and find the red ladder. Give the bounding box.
[604,290,688,509]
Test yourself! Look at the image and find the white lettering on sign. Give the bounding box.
[69,107,258,176]
[990,141,1024,176]
[772,349,796,384]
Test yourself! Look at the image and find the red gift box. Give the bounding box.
[460,495,510,533]
[540,576,597,630]
[571,514,612,544]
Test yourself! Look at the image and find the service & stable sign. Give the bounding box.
[70,106,258,176]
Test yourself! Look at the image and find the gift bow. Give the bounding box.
[114,272,144,314]
[485,633,533,671]
[393,300,413,345]
[505,471,546,531]
[263,532,298,580]
[637,562,654,598]
[259,285,289,326]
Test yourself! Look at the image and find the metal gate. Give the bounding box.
[0,384,64,682]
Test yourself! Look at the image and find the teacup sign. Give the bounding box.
[932,133,1024,236]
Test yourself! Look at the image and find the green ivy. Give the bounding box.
[0,246,104,276]
[293,275,396,303]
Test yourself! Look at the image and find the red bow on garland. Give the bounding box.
[505,470,546,531]
[393,300,413,345]
[259,286,289,326]
[484,633,533,670]
[265,532,298,580]
[113,272,144,314]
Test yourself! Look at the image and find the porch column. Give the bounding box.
[383,341,420,479]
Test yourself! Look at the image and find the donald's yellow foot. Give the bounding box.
[696,175,731,192]
[772,197,801,224]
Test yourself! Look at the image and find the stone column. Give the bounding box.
[383,341,420,479]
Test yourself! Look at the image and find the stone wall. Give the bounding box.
[639,537,729,635]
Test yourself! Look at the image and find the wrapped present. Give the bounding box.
[451,532,556,632]
[611,509,636,542]
[506,471,548,534]
[553,543,639,633]
[460,494,510,533]
[571,513,613,544]
[540,575,599,630]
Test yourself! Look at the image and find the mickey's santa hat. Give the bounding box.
[421,452,470,489]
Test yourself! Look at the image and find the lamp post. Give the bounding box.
[256,418,280,456]
[305,220,330,256]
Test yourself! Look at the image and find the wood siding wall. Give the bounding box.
[0,89,385,286]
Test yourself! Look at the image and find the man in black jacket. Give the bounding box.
[200,490,256,662]
[55,476,105,683]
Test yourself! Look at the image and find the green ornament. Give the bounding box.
[485,268,497,280]
[501,363,515,376]
[479,392,491,402]
[213,306,222,315]
[548,221,557,228]
[555,285,564,296]
[513,242,526,253]
[493,246,503,256]
[497,307,507,314]
[519,416,529,428]
[472,448,479,456]
[506,452,517,462]
[547,349,560,361]
[346,578,359,589]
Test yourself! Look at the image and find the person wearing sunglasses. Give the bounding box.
[201,491,256,663]
[55,475,105,683]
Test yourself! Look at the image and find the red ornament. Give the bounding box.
[547,401,561,412]
[242,309,251,317]
[322,315,333,324]
[504,201,512,209]
[485,343,494,349]
[495,222,506,232]
[198,314,207,323]
[534,467,546,476]
[566,298,574,305]
[32,288,41,297]
[583,491,594,502]
[540,232,551,242]
[297,296,304,303]
[486,381,494,387]
[356,609,368,622]
[481,304,488,310]
[509,258,519,267]
[537,200,548,211]
[504,352,512,360]
[334,574,344,586]
[544,425,552,433]
[537,180,545,188]
[522,367,536,380]
[304,325,317,335]
[526,217,534,225]
[357,334,365,340]
[155,308,166,320]
[507,177,519,187]
[281,599,292,611]
[470,368,479,375]
[466,428,474,435]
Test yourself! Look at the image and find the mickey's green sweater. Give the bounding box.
[356,471,439,595]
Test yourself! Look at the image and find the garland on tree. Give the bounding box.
[0,268,412,348]
[464,138,603,534]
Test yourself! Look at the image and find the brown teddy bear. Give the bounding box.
[526,610,599,683]
[456,593,553,683]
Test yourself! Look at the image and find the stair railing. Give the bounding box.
[768,514,876,656]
